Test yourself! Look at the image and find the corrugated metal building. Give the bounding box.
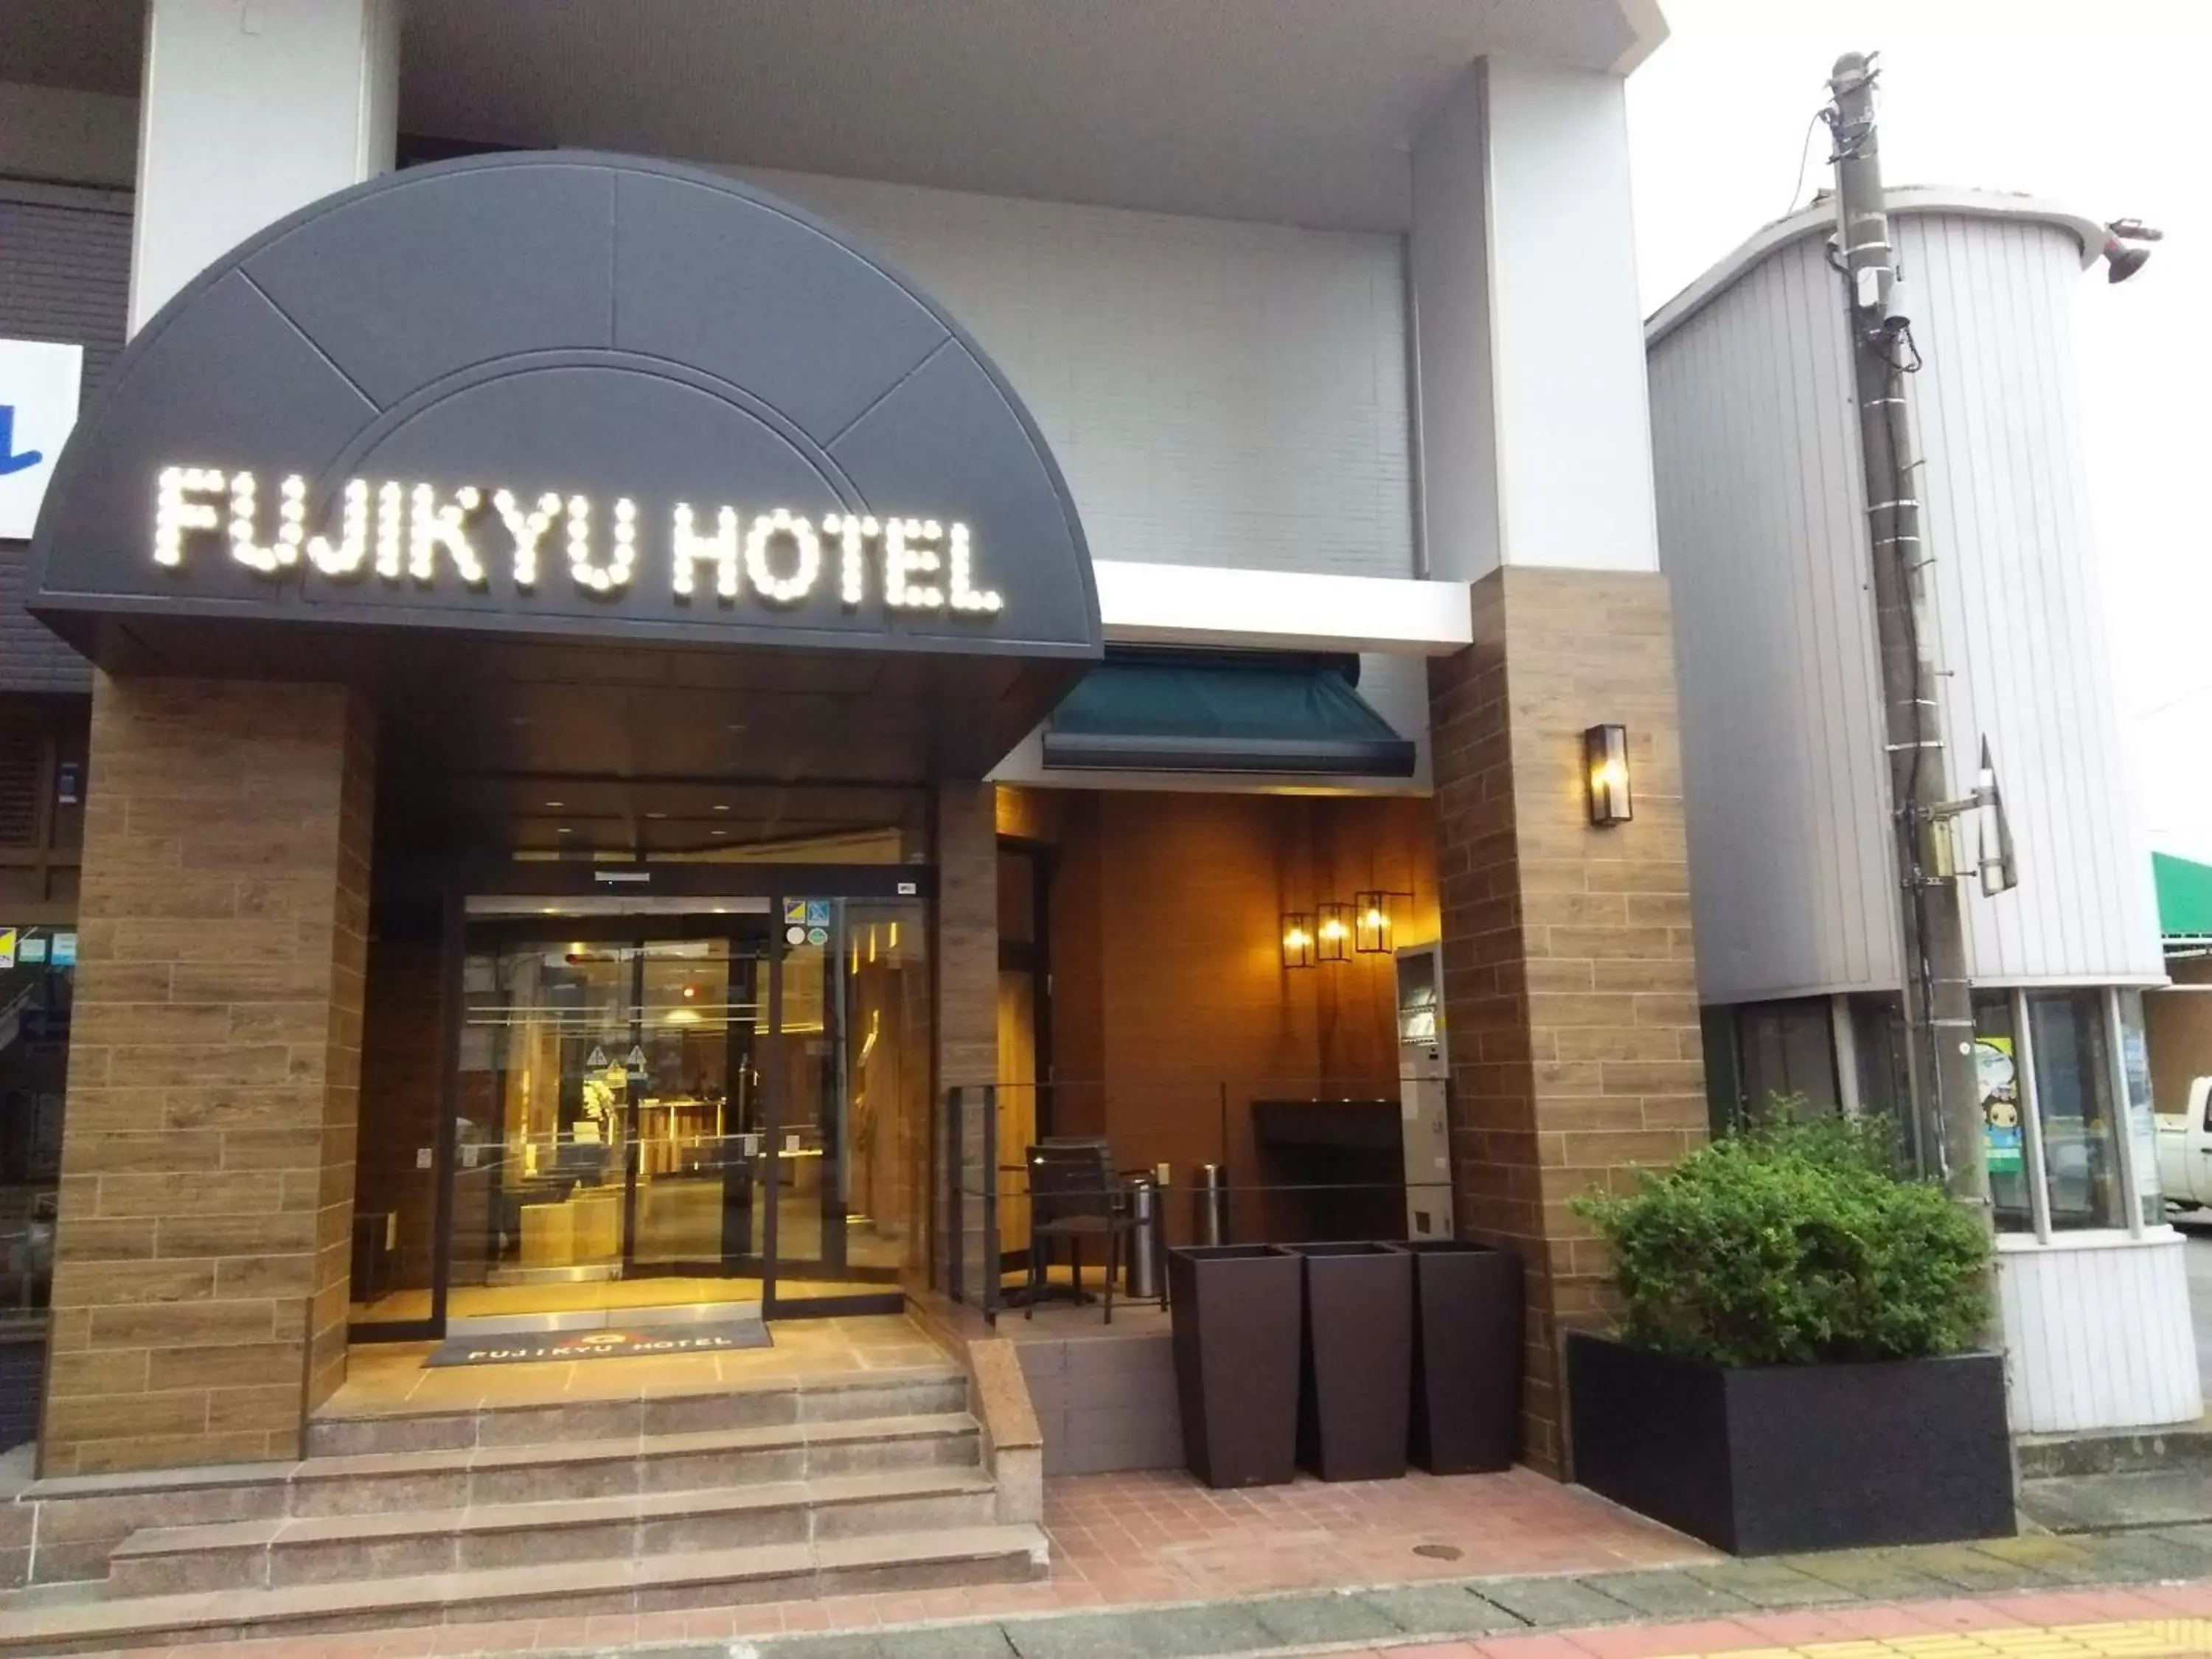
[1646,187,2199,1433]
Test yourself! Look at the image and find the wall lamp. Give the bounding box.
[1315,902,1352,964]
[1354,890,1411,954]
[1585,723,1632,827]
[1281,912,1315,970]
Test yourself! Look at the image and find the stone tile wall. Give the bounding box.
[1428,567,1705,1477]
[41,676,375,1476]
[1017,1329,1183,1475]
[935,784,998,1301]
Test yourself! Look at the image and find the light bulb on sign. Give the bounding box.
[671,504,740,600]
[153,467,223,567]
[307,479,370,577]
[493,489,560,590]
[743,509,821,605]
[408,484,488,588]
[147,467,1012,626]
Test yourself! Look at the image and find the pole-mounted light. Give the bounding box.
[2102,218,2163,285]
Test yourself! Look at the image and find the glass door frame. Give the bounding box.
[353,861,932,1343]
[457,911,771,1292]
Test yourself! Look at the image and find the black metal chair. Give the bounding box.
[1023,1138,1141,1324]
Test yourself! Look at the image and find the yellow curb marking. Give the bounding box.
[1648,1618,2212,1659]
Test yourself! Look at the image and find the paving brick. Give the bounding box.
[2076,1528,2212,1582]
[1361,1582,1530,1638]
[1680,1559,1856,1608]
[1778,1548,1963,1600]
[1578,1568,1758,1618]
[1004,1605,1273,1659]
[879,1624,1020,1659]
[1472,1576,1641,1629]
[1246,1591,1408,1646]
[1894,1543,2056,1593]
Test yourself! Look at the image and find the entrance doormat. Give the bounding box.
[425,1319,773,1368]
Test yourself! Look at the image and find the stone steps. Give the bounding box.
[303,1366,970,1457]
[0,1523,1051,1655]
[288,1411,983,1514]
[18,1409,981,1580]
[0,1357,1053,1652]
[107,1464,1001,1595]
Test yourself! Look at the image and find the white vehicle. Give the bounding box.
[2157,1077,2212,1212]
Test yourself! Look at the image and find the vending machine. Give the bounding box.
[1394,943,1451,1238]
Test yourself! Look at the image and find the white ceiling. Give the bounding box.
[1,0,1665,231]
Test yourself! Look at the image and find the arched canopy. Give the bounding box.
[30,151,1099,781]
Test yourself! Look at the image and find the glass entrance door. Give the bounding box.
[762,897,929,1308]
[388,888,931,1334]
[450,914,771,1324]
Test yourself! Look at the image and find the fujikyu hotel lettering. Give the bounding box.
[151,467,1004,614]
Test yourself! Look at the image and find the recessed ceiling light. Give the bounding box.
[711,830,727,838]
[646,811,667,820]
[557,827,574,836]
[545,800,564,810]
[714,804,730,813]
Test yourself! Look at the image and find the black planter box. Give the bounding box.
[1566,1333,2014,1555]
[1168,1245,1302,1488]
[1283,1242,1412,1481]
[1394,1240,1521,1474]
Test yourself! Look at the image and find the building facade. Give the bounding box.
[0,0,1701,1495]
[1646,189,2202,1433]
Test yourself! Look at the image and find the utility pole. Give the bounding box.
[1826,52,1992,1225]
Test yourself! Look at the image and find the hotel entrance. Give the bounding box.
[349,879,932,1339]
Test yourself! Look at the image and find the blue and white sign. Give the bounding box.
[0,339,84,541]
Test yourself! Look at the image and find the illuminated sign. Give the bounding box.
[150,467,1004,616]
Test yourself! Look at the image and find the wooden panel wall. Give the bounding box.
[999,787,1438,1189]
[354,936,443,1297]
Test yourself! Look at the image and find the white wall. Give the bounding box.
[1651,211,2165,1004]
[740,166,1416,585]
[132,0,399,330]
[1481,60,1660,574]
[0,84,139,189]
[1903,214,2163,986]
[1652,235,1896,1001]
[1410,60,1659,582]
[1410,66,1497,582]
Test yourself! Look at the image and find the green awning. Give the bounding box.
[1042,650,1416,778]
[2154,852,2212,939]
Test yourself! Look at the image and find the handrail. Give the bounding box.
[944,1082,1458,1325]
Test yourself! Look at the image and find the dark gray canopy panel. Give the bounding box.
[30,152,1099,780]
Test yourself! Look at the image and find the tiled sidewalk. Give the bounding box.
[50,1517,2212,1658]
[1043,1467,1710,1602]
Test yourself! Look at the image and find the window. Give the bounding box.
[1734,999,1840,1118]
[2027,991,2126,1231]
[2116,990,2164,1228]
[1850,992,1910,1138]
[1972,995,2033,1233]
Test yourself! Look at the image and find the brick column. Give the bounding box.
[933,783,998,1301]
[41,675,375,1477]
[1429,567,1705,1477]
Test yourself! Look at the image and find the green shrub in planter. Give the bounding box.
[1574,1104,1992,1367]
[1565,1104,2011,1554]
